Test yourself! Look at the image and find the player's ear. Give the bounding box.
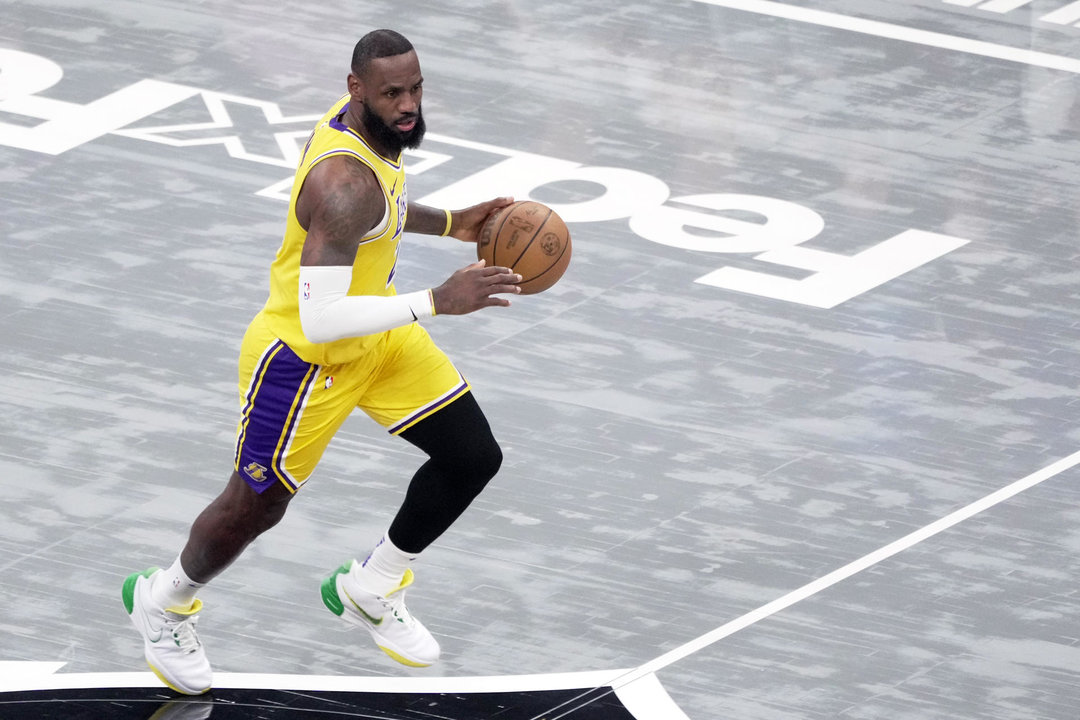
[347,73,364,101]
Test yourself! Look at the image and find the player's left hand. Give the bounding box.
[448,196,515,243]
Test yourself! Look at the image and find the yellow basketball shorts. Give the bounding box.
[232,315,469,494]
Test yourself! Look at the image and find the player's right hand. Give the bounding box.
[431,260,521,315]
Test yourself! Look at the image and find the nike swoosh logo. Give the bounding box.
[146,624,164,643]
[344,589,383,626]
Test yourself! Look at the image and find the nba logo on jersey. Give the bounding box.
[302,282,311,300]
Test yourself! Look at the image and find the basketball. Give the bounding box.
[477,201,571,294]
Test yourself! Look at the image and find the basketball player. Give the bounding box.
[122,29,521,695]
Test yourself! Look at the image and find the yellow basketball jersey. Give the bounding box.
[260,94,408,365]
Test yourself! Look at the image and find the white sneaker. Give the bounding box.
[146,697,215,720]
[321,560,440,667]
[122,568,212,695]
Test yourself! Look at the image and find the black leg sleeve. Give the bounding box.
[389,391,502,553]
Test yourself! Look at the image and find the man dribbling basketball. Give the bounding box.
[122,29,521,694]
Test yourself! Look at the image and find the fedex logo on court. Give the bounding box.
[0,48,969,309]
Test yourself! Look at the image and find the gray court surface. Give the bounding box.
[3,1,1080,718]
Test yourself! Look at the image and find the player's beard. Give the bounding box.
[361,101,426,156]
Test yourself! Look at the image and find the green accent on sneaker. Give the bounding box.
[346,591,384,626]
[320,561,352,617]
[122,567,160,615]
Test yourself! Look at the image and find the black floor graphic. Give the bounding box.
[0,686,639,720]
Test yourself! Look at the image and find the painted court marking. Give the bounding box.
[694,0,1080,74]
[535,448,1080,719]
[0,665,690,720]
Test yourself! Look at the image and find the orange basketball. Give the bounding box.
[477,201,571,295]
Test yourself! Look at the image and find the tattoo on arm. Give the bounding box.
[321,186,362,248]
[301,157,385,266]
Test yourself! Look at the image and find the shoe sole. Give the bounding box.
[123,569,212,695]
[321,563,436,668]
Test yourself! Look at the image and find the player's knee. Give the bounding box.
[474,435,502,484]
[227,472,293,536]
[257,496,291,533]
[451,434,502,497]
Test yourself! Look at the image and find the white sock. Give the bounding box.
[351,532,417,595]
[151,555,204,610]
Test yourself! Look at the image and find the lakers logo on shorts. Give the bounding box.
[234,339,321,494]
[236,318,471,494]
[243,462,268,481]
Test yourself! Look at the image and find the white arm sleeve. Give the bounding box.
[298,265,435,344]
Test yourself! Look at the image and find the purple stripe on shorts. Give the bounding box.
[235,341,318,494]
[387,380,470,435]
[234,340,284,469]
[271,362,320,487]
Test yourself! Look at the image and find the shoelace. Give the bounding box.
[381,592,414,627]
[163,612,203,654]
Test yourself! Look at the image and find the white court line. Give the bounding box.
[534,448,1080,719]
[0,665,635,694]
[693,0,1080,74]
[604,448,1080,690]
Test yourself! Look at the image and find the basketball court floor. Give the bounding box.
[2,1,1080,718]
